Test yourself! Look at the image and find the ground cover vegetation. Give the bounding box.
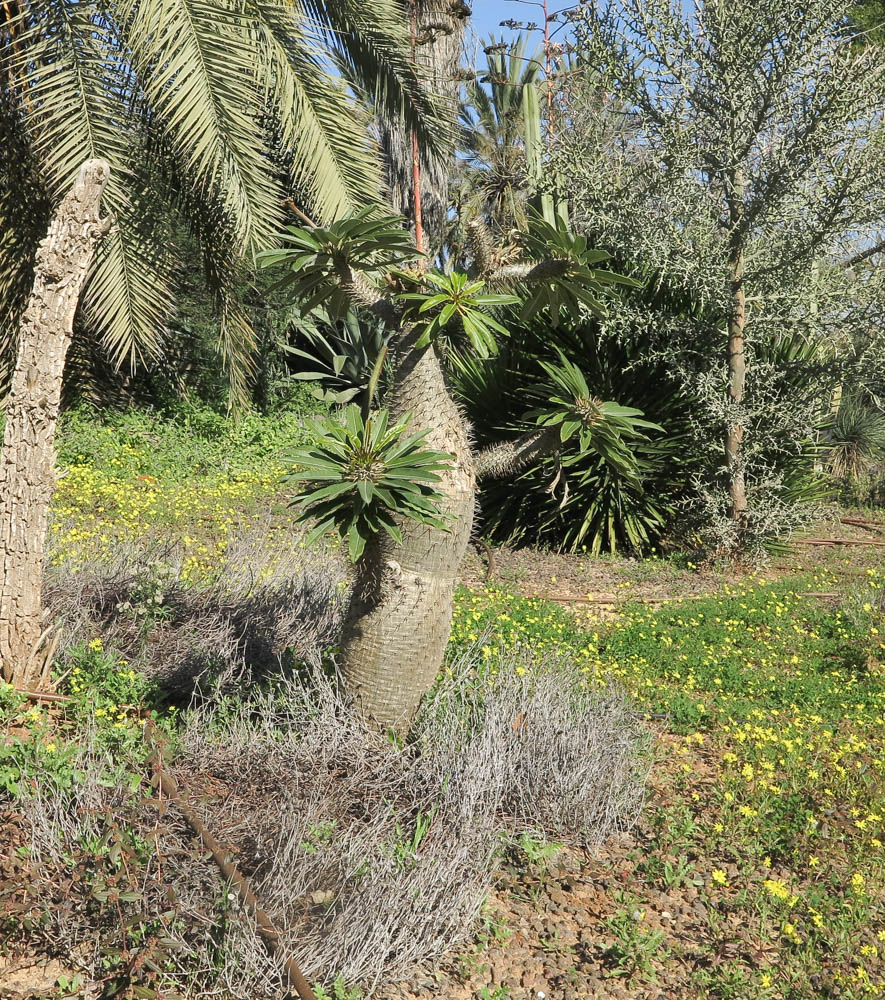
[1,427,884,997]
[2,1,885,999]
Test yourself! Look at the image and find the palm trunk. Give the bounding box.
[338,330,475,730]
[0,160,111,689]
[725,168,747,534]
[382,0,467,256]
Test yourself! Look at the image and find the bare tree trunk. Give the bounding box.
[382,0,468,256]
[725,168,747,535]
[338,330,475,730]
[0,160,111,689]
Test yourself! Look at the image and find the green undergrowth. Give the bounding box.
[56,402,319,482]
[449,579,885,997]
[49,404,322,577]
[449,572,885,731]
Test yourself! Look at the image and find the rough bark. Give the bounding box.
[338,328,475,730]
[0,159,112,688]
[382,0,468,256]
[333,0,470,728]
[725,167,747,531]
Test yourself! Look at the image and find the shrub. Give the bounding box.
[3,646,648,997]
[452,320,694,554]
[44,519,348,699]
[823,394,885,504]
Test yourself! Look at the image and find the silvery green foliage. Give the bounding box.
[555,0,885,555]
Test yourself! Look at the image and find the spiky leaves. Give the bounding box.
[260,209,419,317]
[285,405,452,561]
[530,351,662,477]
[397,272,519,355]
[286,309,389,406]
[513,216,641,327]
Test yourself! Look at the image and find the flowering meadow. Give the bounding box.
[49,407,312,580]
[1,408,883,998]
[450,581,885,997]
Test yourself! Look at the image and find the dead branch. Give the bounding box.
[143,720,319,1000]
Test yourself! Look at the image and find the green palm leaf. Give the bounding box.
[300,0,451,162]
[248,2,381,223]
[8,1,176,367]
[119,0,284,254]
[2,0,448,404]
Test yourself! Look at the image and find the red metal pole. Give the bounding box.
[543,0,555,143]
[409,0,425,257]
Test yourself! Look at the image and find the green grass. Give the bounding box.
[449,579,885,997]
[50,404,319,578]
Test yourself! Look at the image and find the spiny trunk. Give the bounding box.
[0,159,111,689]
[474,426,562,480]
[382,0,467,256]
[726,167,747,535]
[338,1,470,728]
[338,329,475,730]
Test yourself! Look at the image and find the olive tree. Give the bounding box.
[555,0,885,553]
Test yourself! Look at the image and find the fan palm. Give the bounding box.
[0,0,443,403]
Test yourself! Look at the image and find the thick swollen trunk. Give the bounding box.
[338,330,475,730]
[0,160,111,688]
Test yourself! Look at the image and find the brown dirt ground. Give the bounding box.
[2,511,883,999]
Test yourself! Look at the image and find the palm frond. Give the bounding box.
[0,86,50,356]
[119,0,284,255]
[82,204,176,371]
[6,1,176,369]
[248,2,382,222]
[299,0,452,161]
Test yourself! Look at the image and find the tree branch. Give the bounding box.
[844,237,885,269]
[489,258,573,285]
[332,258,401,326]
[474,425,562,480]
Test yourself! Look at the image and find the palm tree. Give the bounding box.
[0,0,442,401]
[454,35,543,236]
[0,0,444,689]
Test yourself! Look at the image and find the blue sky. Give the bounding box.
[468,2,577,45]
[470,1,518,39]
